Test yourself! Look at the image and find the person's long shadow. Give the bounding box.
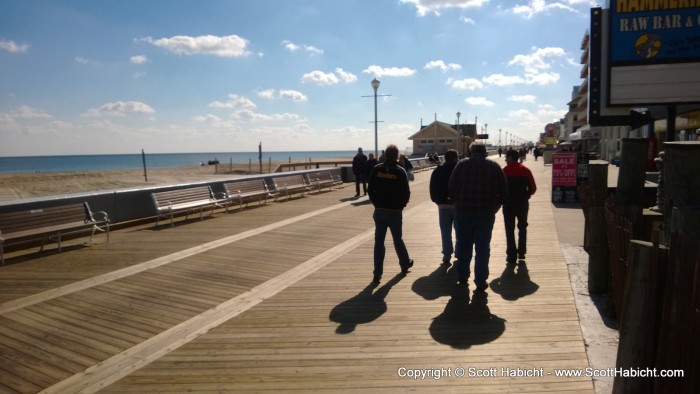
[489,263,539,301]
[329,273,404,334]
[429,287,506,349]
[412,263,455,300]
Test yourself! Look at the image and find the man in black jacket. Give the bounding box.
[352,147,368,197]
[367,144,413,284]
[429,149,459,265]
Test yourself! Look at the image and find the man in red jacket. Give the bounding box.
[503,149,537,265]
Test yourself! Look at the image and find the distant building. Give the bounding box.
[407,121,474,157]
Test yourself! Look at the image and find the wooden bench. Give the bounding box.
[223,179,278,212]
[306,171,343,192]
[151,186,226,227]
[0,202,110,265]
[270,174,314,200]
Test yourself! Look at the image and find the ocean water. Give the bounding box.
[0,151,356,174]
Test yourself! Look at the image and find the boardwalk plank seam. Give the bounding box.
[41,201,432,393]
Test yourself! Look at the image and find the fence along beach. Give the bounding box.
[0,151,355,202]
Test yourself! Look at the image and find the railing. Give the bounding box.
[274,161,352,173]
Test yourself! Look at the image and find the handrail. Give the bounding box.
[274,161,352,173]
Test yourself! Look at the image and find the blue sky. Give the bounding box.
[0,0,596,156]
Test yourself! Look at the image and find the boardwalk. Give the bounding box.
[0,157,595,393]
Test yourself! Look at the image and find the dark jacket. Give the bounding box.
[352,153,368,176]
[429,161,457,205]
[364,158,378,180]
[368,160,410,210]
[503,162,537,207]
[448,154,507,214]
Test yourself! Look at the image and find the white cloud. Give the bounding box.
[82,101,155,117]
[508,47,566,73]
[279,89,308,102]
[75,56,97,65]
[511,0,582,19]
[281,40,324,56]
[509,95,537,103]
[209,94,257,110]
[0,39,29,53]
[130,55,147,64]
[464,96,494,106]
[425,60,462,73]
[10,105,53,119]
[363,65,417,78]
[257,89,277,99]
[460,16,476,24]
[335,67,358,83]
[482,73,525,86]
[233,110,301,122]
[525,71,560,85]
[140,35,251,57]
[400,0,490,16]
[302,70,339,86]
[450,78,483,90]
[192,114,223,122]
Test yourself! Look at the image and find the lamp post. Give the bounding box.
[371,78,380,158]
[456,111,461,155]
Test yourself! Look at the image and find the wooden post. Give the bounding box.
[661,141,700,241]
[588,206,610,293]
[587,160,611,293]
[613,237,667,394]
[655,206,700,393]
[615,138,648,235]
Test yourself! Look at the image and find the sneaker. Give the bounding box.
[457,276,469,285]
[475,282,489,292]
[372,275,381,285]
[401,259,414,274]
[442,256,451,265]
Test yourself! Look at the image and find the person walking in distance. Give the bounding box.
[503,149,537,265]
[448,142,507,291]
[429,149,459,265]
[352,147,368,197]
[364,152,378,184]
[367,144,413,284]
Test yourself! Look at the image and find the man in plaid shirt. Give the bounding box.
[448,142,507,291]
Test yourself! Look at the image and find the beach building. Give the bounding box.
[407,120,474,157]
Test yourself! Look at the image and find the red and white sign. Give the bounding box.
[552,152,577,186]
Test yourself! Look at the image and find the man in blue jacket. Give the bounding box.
[429,149,459,265]
[367,144,413,284]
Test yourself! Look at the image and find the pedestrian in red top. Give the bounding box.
[503,149,537,265]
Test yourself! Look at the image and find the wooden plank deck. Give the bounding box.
[0,159,594,393]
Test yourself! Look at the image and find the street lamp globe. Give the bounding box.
[371,78,380,91]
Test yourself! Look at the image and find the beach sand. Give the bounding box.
[0,160,348,202]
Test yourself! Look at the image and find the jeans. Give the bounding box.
[503,203,529,262]
[373,208,410,277]
[454,211,496,284]
[438,205,456,260]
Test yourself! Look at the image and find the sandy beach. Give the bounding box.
[0,160,349,202]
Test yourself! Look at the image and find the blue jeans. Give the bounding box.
[373,208,410,277]
[454,211,496,284]
[438,205,456,260]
